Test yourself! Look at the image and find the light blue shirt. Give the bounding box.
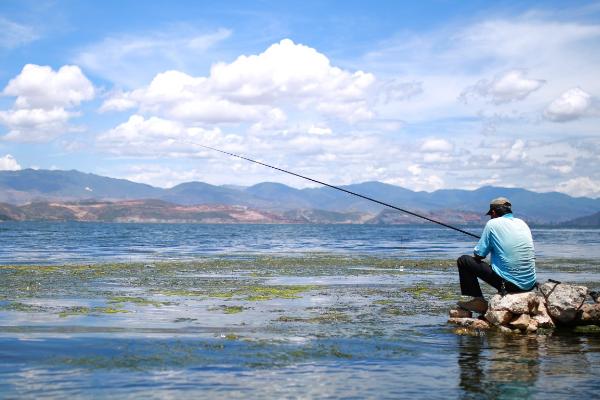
[474,213,536,290]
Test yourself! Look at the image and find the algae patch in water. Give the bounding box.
[223,306,244,314]
[573,325,600,334]
[109,296,167,307]
[58,306,129,318]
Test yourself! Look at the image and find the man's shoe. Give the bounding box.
[457,298,488,314]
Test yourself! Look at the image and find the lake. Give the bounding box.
[0,222,599,398]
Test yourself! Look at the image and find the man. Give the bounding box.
[456,197,536,314]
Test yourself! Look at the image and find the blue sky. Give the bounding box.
[1,0,599,197]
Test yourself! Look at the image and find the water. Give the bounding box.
[0,222,599,398]
[1,222,600,264]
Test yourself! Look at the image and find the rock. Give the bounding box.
[484,309,513,326]
[540,282,588,324]
[533,312,555,329]
[498,325,514,334]
[510,314,531,330]
[448,317,490,330]
[449,308,472,318]
[579,303,600,323]
[489,292,538,314]
[589,291,600,303]
[526,318,539,333]
[530,301,555,328]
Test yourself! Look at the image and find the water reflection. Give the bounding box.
[457,333,590,399]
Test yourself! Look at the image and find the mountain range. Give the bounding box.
[1,169,599,225]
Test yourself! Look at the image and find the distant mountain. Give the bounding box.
[0,200,295,223]
[1,169,598,224]
[557,211,600,228]
[0,169,161,203]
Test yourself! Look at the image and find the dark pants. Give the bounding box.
[456,255,529,298]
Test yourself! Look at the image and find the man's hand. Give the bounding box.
[473,253,485,262]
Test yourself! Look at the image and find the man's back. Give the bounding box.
[474,213,536,289]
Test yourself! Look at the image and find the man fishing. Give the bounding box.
[456,197,536,314]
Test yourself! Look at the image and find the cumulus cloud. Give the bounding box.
[0,17,38,49]
[544,87,594,122]
[557,177,600,198]
[0,154,21,170]
[0,64,94,142]
[97,114,238,157]
[102,39,375,125]
[460,70,545,104]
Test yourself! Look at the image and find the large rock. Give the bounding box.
[448,317,490,330]
[579,303,600,323]
[540,282,588,324]
[484,309,513,326]
[488,292,538,314]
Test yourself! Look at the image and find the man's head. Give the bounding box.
[486,197,512,218]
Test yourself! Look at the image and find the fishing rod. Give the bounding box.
[197,144,480,239]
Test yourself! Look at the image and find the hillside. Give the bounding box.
[557,211,600,228]
[1,169,598,224]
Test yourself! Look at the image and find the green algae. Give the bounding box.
[59,306,130,317]
[243,285,316,301]
[573,325,600,333]
[108,296,166,307]
[1,302,50,313]
[223,306,244,314]
[278,310,351,324]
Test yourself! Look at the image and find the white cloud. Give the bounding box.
[557,177,600,198]
[3,64,94,109]
[0,108,73,142]
[75,27,232,88]
[0,64,94,142]
[307,126,332,135]
[0,17,38,49]
[0,154,21,170]
[460,70,545,104]
[102,39,375,125]
[97,114,237,157]
[544,87,594,122]
[421,138,453,153]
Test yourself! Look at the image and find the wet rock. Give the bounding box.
[540,282,588,324]
[579,303,600,323]
[510,314,531,330]
[489,292,537,314]
[533,312,555,329]
[484,309,513,326]
[448,317,490,330]
[498,325,514,334]
[449,308,472,318]
[589,291,600,303]
[526,318,539,333]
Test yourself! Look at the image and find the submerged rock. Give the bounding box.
[449,308,472,318]
[540,282,588,324]
[448,317,490,330]
[510,313,531,330]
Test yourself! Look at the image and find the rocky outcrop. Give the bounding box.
[449,282,599,334]
[539,282,587,324]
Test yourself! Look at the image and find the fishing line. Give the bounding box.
[197,144,480,239]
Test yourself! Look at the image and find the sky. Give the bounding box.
[0,0,599,197]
